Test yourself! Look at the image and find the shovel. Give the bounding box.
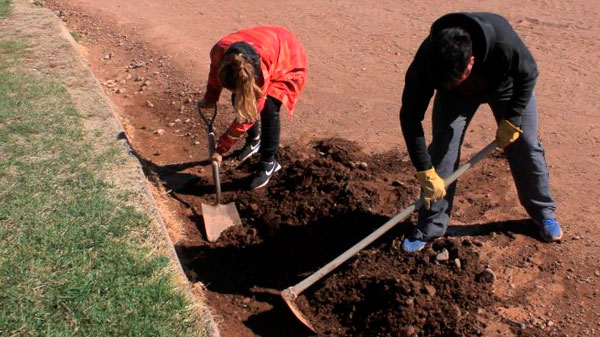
[281,141,498,332]
[198,104,242,242]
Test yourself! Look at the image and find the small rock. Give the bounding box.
[168,122,175,127]
[454,258,462,269]
[193,141,200,145]
[184,118,191,123]
[547,320,554,327]
[573,236,581,240]
[424,284,436,296]
[146,101,154,108]
[509,320,527,330]
[477,268,497,284]
[144,80,151,86]
[401,326,416,336]
[405,297,414,306]
[116,88,126,94]
[134,76,144,82]
[154,129,165,135]
[125,74,132,80]
[358,162,368,170]
[141,85,147,91]
[391,180,404,187]
[249,203,259,211]
[450,304,462,318]
[436,249,449,262]
[186,98,193,103]
[174,119,181,123]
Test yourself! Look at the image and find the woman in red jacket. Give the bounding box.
[198,26,307,189]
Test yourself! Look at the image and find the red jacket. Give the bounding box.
[202,26,307,154]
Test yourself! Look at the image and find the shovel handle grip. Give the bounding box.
[284,141,497,297]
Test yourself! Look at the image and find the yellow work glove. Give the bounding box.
[496,119,523,148]
[415,167,446,210]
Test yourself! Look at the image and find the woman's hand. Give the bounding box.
[211,152,223,167]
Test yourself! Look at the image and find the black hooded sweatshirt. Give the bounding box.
[399,12,539,172]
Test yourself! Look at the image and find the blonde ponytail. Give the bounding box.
[218,53,263,123]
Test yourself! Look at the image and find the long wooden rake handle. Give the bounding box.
[283,141,497,298]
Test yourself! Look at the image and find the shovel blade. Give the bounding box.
[281,288,316,332]
[201,202,241,242]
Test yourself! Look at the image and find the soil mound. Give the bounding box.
[304,238,495,336]
[172,139,499,336]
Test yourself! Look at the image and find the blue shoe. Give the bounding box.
[402,238,427,253]
[536,218,563,242]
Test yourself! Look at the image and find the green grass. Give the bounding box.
[0,40,200,336]
[70,31,81,42]
[0,0,10,17]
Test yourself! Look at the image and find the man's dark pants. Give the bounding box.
[411,90,557,241]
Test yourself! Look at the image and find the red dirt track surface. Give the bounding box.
[45,0,600,336]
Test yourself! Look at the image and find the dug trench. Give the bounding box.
[142,137,549,337]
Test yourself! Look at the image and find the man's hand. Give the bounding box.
[496,119,523,148]
[415,167,446,210]
[211,152,222,167]
[197,99,216,110]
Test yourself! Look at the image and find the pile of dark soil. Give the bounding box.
[303,238,495,336]
[172,138,500,336]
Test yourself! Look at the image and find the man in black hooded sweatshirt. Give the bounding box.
[399,12,563,252]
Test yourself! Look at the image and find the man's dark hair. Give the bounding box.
[429,27,472,86]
